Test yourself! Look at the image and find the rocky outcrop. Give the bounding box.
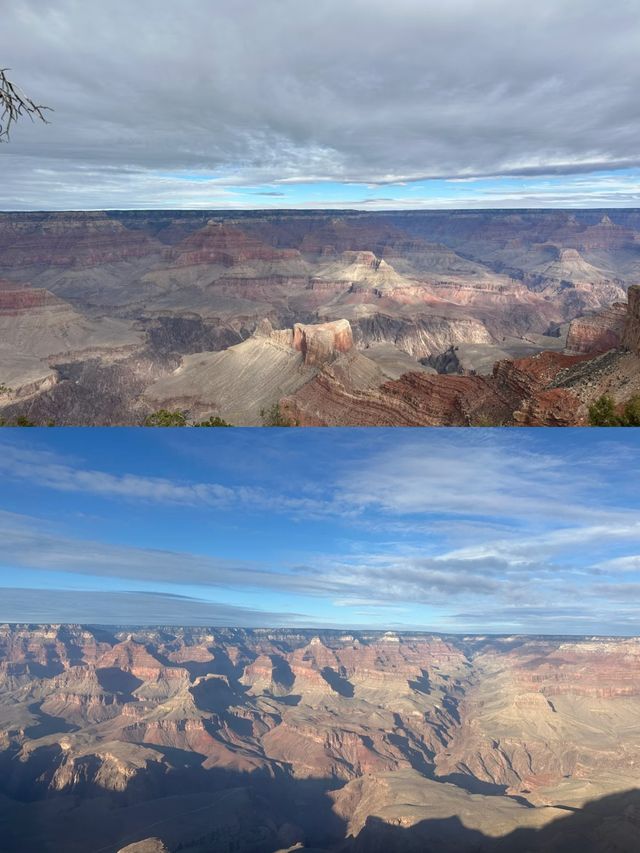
[622,284,640,354]
[0,280,143,408]
[436,637,640,798]
[167,221,303,267]
[293,319,354,366]
[352,313,493,359]
[282,349,589,426]
[144,318,359,422]
[143,323,317,425]
[0,282,54,313]
[3,627,640,851]
[565,302,628,354]
[118,840,170,853]
[282,368,504,426]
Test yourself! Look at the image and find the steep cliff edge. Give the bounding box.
[284,289,640,426]
[2,210,640,424]
[0,280,142,399]
[3,627,640,852]
[565,302,628,355]
[621,284,640,354]
[282,350,589,427]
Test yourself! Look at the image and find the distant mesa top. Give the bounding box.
[0,209,639,425]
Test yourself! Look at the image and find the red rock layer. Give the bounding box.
[167,221,302,267]
[0,213,160,268]
[0,288,53,313]
[283,350,590,426]
[565,302,628,354]
[510,642,640,699]
[5,626,640,809]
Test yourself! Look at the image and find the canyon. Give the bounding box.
[1,209,640,425]
[1,625,640,851]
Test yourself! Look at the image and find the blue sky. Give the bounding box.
[3,1,640,210]
[0,428,639,635]
[142,168,640,211]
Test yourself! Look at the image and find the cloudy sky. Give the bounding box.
[2,0,640,209]
[0,427,639,634]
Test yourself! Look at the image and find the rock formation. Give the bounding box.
[282,289,640,426]
[0,278,142,404]
[292,319,354,365]
[118,840,170,853]
[143,318,428,424]
[0,211,161,268]
[281,350,590,426]
[565,302,628,354]
[622,284,640,354]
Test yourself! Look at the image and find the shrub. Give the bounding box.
[143,409,188,426]
[193,416,232,427]
[260,403,297,427]
[588,395,620,426]
[622,395,640,427]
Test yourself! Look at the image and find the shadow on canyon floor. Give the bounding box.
[344,788,640,853]
[0,765,344,853]
[2,762,640,853]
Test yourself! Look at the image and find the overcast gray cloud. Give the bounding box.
[2,0,640,208]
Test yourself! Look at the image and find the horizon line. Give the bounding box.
[2,622,639,640]
[2,206,640,214]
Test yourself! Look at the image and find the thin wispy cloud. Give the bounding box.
[0,587,302,627]
[0,441,330,516]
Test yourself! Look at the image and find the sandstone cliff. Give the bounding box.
[292,319,354,365]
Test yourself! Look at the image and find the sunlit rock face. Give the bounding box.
[2,626,640,851]
[283,288,640,426]
[293,319,354,366]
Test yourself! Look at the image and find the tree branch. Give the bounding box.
[0,68,52,142]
